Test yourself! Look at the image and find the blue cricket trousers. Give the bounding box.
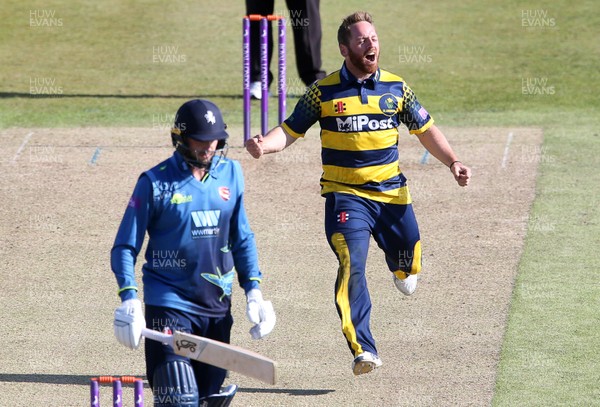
[324,192,422,357]
[144,305,233,399]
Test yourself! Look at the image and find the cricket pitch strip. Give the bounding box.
[0,126,541,406]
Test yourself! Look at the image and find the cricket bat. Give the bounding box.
[142,328,277,385]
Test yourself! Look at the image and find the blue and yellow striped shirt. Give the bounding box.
[282,64,433,204]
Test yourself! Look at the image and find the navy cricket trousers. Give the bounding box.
[324,192,422,357]
[144,305,233,399]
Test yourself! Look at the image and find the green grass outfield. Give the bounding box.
[2,0,599,405]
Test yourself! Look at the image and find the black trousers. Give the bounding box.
[246,0,326,86]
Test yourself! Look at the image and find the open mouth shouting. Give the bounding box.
[365,49,377,63]
[347,46,379,76]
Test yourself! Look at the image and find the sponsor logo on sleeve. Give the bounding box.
[128,196,140,209]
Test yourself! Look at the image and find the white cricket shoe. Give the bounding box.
[394,273,418,296]
[249,81,262,100]
[352,351,382,376]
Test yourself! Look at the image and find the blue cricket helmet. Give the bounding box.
[171,99,229,168]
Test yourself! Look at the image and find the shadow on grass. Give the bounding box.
[0,374,334,395]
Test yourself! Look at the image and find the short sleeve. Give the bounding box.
[399,83,434,135]
[282,82,322,138]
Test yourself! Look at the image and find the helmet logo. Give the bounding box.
[204,110,216,125]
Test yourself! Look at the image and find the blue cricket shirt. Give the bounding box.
[111,152,262,317]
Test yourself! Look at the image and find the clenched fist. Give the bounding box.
[245,135,264,159]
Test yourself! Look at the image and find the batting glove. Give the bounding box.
[113,299,145,349]
[246,289,276,340]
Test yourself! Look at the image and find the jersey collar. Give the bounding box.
[173,151,190,172]
[340,63,380,88]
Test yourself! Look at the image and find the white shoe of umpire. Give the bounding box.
[249,81,262,100]
[394,273,418,296]
[352,351,382,376]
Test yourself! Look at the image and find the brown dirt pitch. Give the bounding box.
[0,125,541,406]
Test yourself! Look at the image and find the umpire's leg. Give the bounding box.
[285,0,326,85]
[246,0,275,85]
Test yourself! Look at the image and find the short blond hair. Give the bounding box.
[337,11,374,46]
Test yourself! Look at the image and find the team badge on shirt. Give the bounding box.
[379,93,398,117]
[218,186,230,201]
[337,211,350,223]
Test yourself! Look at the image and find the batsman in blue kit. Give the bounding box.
[246,11,471,375]
[111,99,276,406]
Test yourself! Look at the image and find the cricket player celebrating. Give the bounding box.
[246,12,471,375]
[111,99,276,406]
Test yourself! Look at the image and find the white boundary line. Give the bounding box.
[501,131,514,168]
[12,132,34,163]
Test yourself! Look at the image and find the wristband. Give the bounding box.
[118,286,138,295]
[449,160,461,170]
